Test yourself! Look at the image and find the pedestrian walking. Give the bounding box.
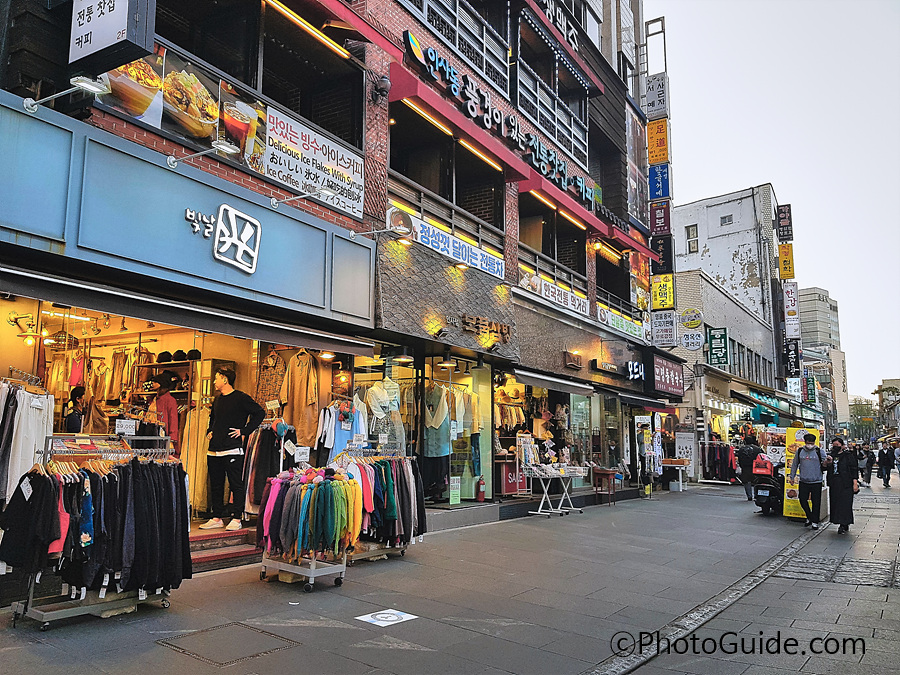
[827,437,858,534]
[856,444,869,487]
[878,443,895,488]
[737,435,763,501]
[788,433,828,529]
[864,444,876,486]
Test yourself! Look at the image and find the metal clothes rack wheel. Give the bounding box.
[11,435,174,630]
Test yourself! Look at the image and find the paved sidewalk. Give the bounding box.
[0,484,832,674]
[636,481,900,675]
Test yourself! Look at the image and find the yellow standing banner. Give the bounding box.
[651,274,675,310]
[784,427,820,518]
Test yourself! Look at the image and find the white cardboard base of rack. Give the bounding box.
[260,551,347,592]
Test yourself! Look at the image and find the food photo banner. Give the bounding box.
[95,44,364,220]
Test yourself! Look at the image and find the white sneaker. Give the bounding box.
[225,519,243,531]
[199,518,224,530]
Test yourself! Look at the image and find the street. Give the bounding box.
[2,483,896,675]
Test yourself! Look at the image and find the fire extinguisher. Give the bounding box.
[476,476,486,502]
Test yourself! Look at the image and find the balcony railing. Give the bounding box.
[596,286,644,324]
[514,59,588,169]
[388,170,505,255]
[517,244,589,299]
[401,0,509,95]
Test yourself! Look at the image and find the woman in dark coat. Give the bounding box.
[826,437,858,534]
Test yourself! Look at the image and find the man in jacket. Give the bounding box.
[738,436,763,501]
[878,443,896,488]
[788,433,828,529]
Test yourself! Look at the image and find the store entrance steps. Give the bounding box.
[190,526,262,574]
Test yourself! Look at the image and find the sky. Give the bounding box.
[642,0,900,399]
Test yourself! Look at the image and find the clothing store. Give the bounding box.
[0,89,378,524]
[373,214,518,507]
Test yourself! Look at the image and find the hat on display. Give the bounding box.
[157,351,172,363]
[187,349,201,361]
[151,371,180,390]
[173,349,188,362]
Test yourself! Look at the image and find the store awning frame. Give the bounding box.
[1,265,375,356]
[512,369,595,396]
[617,392,676,413]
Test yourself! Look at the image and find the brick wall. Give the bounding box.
[309,80,357,147]
[457,183,497,226]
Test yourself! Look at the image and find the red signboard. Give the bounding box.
[499,460,527,494]
[650,201,671,235]
[652,355,685,396]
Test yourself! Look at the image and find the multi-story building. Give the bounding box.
[799,287,841,351]
[1,0,686,522]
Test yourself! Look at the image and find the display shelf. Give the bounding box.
[132,390,189,396]
[136,361,194,368]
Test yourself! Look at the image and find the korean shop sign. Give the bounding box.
[185,205,261,274]
[597,305,650,342]
[650,355,685,396]
[69,0,154,77]
[650,235,674,275]
[389,207,505,280]
[649,200,670,235]
[776,204,793,242]
[460,314,511,343]
[519,270,590,316]
[649,164,672,200]
[783,281,801,339]
[645,73,670,120]
[651,310,677,348]
[536,0,580,52]
[647,119,670,165]
[402,30,594,207]
[778,243,795,279]
[804,376,817,404]
[783,339,801,377]
[651,274,675,310]
[707,327,729,367]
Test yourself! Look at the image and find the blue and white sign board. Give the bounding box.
[649,164,671,200]
[389,207,505,280]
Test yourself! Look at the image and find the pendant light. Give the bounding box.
[394,347,414,364]
[438,348,454,368]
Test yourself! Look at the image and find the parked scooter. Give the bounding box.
[752,454,785,515]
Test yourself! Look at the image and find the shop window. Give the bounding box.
[686,224,698,254]
[399,0,509,94]
[518,191,587,276]
[156,0,260,86]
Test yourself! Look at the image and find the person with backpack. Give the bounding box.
[788,433,828,529]
[738,435,763,501]
[878,443,895,488]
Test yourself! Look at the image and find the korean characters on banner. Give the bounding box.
[651,310,677,348]
[784,428,820,518]
[778,243,795,279]
[95,45,365,220]
[786,377,802,399]
[651,355,685,396]
[651,274,675,310]
[649,164,672,200]
[390,208,506,280]
[783,282,801,339]
[69,0,154,77]
[707,327,729,366]
[645,73,670,120]
[783,339,801,377]
[650,201,671,235]
[776,204,794,242]
[650,235,674,275]
[647,119,671,165]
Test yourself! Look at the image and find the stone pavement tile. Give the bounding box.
[859,648,900,670]
[760,606,811,619]
[705,617,754,632]
[443,634,592,675]
[802,605,849,624]
[649,654,751,675]
[792,619,873,637]
[654,583,722,603]
[0,639,108,675]
[802,655,900,674]
[740,620,823,637]
[777,589,823,601]
[688,571,748,587]
[329,636,485,675]
[847,597,892,612]
[88,640,224,675]
[606,605,681,629]
[511,586,626,619]
[439,612,566,647]
[718,604,768,620]
[833,604,884,619]
[792,580,832,589]
[815,586,874,599]
[739,666,811,675]
[874,627,900,639]
[539,630,616,664]
[835,612,895,631]
[762,577,797,587]
[437,570,540,599]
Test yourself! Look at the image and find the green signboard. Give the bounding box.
[707,327,729,367]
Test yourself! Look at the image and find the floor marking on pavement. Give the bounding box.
[350,635,435,651]
[580,523,831,675]
[442,616,533,627]
[245,616,364,629]
[156,622,300,667]
[355,610,418,627]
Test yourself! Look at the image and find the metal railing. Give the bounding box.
[387,170,505,253]
[517,244,588,298]
[596,286,643,324]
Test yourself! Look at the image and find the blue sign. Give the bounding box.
[649,164,671,200]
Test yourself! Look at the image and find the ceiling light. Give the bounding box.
[167,140,239,169]
[389,118,396,125]
[267,0,351,58]
[394,347,414,364]
[459,139,503,172]
[398,236,413,246]
[438,348,454,368]
[455,262,469,270]
[529,190,557,211]
[319,350,336,360]
[401,99,453,135]
[558,209,586,230]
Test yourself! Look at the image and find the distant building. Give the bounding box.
[799,287,841,351]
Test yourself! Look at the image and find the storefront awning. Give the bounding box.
[512,369,594,396]
[609,227,658,261]
[731,390,782,415]
[617,392,676,414]
[1,265,375,356]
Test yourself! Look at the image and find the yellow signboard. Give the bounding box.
[647,119,670,165]
[778,243,795,279]
[651,274,675,310]
[784,427,820,518]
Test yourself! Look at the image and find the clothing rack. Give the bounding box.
[8,367,41,386]
[11,435,176,630]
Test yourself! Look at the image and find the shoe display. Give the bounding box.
[225,519,243,531]
[199,518,224,530]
